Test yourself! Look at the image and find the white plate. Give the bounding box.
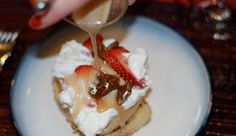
[10,16,211,136]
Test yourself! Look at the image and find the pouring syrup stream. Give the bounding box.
[72,0,112,69]
[67,0,129,134]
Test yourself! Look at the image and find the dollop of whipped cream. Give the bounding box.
[59,86,75,109]
[124,48,148,80]
[53,39,150,136]
[74,107,117,136]
[52,40,93,78]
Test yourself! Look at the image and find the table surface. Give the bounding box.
[0,1,236,136]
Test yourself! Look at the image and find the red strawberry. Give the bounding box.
[74,65,95,77]
[102,48,146,88]
[83,34,103,53]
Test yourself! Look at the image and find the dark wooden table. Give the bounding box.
[0,1,236,136]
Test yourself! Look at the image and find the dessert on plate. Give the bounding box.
[52,34,151,136]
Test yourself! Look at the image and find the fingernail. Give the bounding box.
[29,15,42,29]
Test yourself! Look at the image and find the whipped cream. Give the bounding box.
[103,38,116,48]
[74,107,117,136]
[59,86,75,109]
[125,48,148,80]
[53,39,150,136]
[52,40,93,78]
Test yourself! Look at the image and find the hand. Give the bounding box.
[29,0,136,29]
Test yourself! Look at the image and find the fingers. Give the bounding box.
[29,0,90,29]
[29,0,136,30]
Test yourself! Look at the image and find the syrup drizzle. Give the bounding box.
[70,0,131,134]
[89,32,102,69]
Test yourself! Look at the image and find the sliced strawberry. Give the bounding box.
[74,65,95,77]
[83,34,104,53]
[106,48,129,64]
[102,48,146,88]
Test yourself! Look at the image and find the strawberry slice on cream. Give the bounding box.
[102,48,146,88]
